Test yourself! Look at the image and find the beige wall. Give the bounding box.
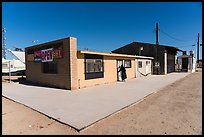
[77,52,135,89]
[69,37,78,90]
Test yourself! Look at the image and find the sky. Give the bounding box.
[2,2,202,60]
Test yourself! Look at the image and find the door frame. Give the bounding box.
[116,59,123,81]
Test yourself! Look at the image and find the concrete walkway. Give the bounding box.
[2,72,190,131]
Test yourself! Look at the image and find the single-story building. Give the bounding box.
[176,50,196,72]
[112,41,182,75]
[135,56,153,78]
[25,37,153,90]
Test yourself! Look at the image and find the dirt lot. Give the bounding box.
[2,70,202,135]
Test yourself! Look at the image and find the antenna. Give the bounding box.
[2,27,6,59]
[13,45,24,52]
[32,40,39,44]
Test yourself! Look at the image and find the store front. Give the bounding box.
[25,37,153,90]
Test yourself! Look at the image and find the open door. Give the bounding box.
[182,57,188,72]
[116,59,123,81]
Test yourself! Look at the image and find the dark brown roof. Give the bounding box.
[112,41,183,52]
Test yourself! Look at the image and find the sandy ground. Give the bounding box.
[2,70,202,135]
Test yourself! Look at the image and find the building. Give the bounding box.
[112,42,182,75]
[135,56,153,78]
[8,49,25,63]
[25,37,153,90]
[2,58,25,75]
[177,50,196,72]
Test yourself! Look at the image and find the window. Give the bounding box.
[84,54,104,80]
[2,64,8,69]
[42,61,57,74]
[124,60,131,68]
[146,61,150,65]
[86,59,103,73]
[138,61,142,68]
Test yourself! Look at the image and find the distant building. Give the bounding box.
[177,50,196,72]
[112,42,182,75]
[8,50,25,64]
[197,59,202,68]
[2,58,25,75]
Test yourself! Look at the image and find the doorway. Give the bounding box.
[182,57,188,72]
[116,59,123,81]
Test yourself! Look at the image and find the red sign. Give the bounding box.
[34,50,42,62]
[53,49,63,58]
[41,48,53,62]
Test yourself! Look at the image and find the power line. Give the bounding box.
[179,45,196,48]
[159,28,195,43]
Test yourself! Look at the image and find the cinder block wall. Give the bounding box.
[25,37,77,90]
[69,37,78,90]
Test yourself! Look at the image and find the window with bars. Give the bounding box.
[124,60,131,68]
[84,54,104,80]
[85,59,103,73]
[146,61,150,65]
[42,61,58,74]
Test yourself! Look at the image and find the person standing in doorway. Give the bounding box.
[118,65,127,82]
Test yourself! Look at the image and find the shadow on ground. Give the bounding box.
[4,77,67,90]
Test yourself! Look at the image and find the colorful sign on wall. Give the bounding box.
[30,47,63,62]
[41,48,53,62]
[53,49,63,59]
[34,50,42,62]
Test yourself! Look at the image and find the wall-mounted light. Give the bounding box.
[139,47,143,56]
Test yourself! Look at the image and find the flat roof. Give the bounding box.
[136,55,154,59]
[25,37,69,49]
[78,50,154,59]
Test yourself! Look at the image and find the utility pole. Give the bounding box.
[156,23,159,45]
[2,27,6,59]
[9,60,11,83]
[155,22,159,75]
[197,33,199,63]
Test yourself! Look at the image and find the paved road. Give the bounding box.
[2,72,189,131]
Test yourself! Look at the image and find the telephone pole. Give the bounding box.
[197,33,199,63]
[156,23,159,45]
[155,22,159,75]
